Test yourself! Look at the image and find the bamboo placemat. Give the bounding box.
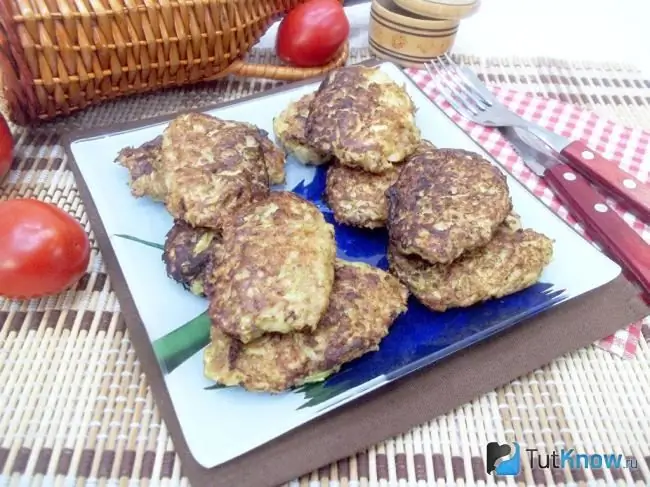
[1,49,650,487]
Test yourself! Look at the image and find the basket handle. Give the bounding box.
[209,41,350,82]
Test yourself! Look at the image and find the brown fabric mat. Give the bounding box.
[1,49,650,487]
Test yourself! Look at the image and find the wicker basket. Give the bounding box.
[0,0,349,125]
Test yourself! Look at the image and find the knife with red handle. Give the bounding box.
[523,126,650,221]
[503,127,650,295]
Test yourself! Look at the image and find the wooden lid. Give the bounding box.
[392,0,480,20]
[369,0,459,68]
[372,0,460,28]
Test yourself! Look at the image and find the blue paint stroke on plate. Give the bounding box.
[290,165,567,405]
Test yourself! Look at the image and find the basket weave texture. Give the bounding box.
[0,0,348,125]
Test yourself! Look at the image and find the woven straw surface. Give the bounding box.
[1,49,650,487]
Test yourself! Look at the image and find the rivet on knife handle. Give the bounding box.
[561,140,650,221]
[545,162,650,295]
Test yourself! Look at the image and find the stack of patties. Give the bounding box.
[162,191,408,393]
[116,112,286,232]
[200,191,409,393]
[273,65,423,229]
[117,110,409,394]
[386,146,555,312]
[116,111,287,295]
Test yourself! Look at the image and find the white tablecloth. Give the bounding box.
[257,0,650,75]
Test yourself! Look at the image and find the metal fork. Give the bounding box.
[425,53,565,147]
[425,53,650,222]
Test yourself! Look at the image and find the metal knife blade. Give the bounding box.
[500,126,564,176]
[517,123,571,154]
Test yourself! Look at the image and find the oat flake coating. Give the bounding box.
[203,259,409,393]
[115,112,286,231]
[206,191,337,344]
[387,148,513,264]
[115,136,167,200]
[161,113,273,230]
[324,140,437,228]
[305,66,420,174]
[325,162,400,229]
[388,223,554,312]
[273,93,331,166]
[161,220,219,297]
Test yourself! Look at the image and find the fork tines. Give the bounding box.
[425,53,492,119]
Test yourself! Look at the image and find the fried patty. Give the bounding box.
[325,162,399,229]
[162,220,219,296]
[203,259,409,393]
[325,140,436,229]
[206,191,336,344]
[305,66,420,174]
[387,148,512,264]
[388,221,553,312]
[273,93,331,166]
[161,113,271,230]
[115,136,166,200]
[116,113,286,230]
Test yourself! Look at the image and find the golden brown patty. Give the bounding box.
[162,113,271,230]
[115,136,166,200]
[203,259,409,393]
[273,93,331,166]
[305,66,420,174]
[116,113,286,231]
[325,140,436,229]
[162,220,219,296]
[388,223,553,312]
[387,148,512,264]
[206,191,336,344]
[325,162,400,229]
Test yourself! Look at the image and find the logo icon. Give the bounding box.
[486,442,521,476]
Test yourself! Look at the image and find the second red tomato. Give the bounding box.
[0,199,90,299]
[276,0,350,68]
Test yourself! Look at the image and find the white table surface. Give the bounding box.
[257,0,650,76]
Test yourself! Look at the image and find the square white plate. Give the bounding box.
[66,61,620,469]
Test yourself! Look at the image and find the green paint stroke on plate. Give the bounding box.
[113,234,165,250]
[152,311,212,375]
[294,380,351,410]
[114,233,219,380]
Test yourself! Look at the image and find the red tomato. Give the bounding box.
[0,199,91,299]
[276,0,350,68]
[0,115,13,182]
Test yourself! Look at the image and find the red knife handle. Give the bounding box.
[561,140,650,221]
[546,163,650,295]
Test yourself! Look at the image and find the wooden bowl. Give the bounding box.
[393,0,480,20]
[369,0,459,68]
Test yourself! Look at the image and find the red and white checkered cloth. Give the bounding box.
[406,68,650,359]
